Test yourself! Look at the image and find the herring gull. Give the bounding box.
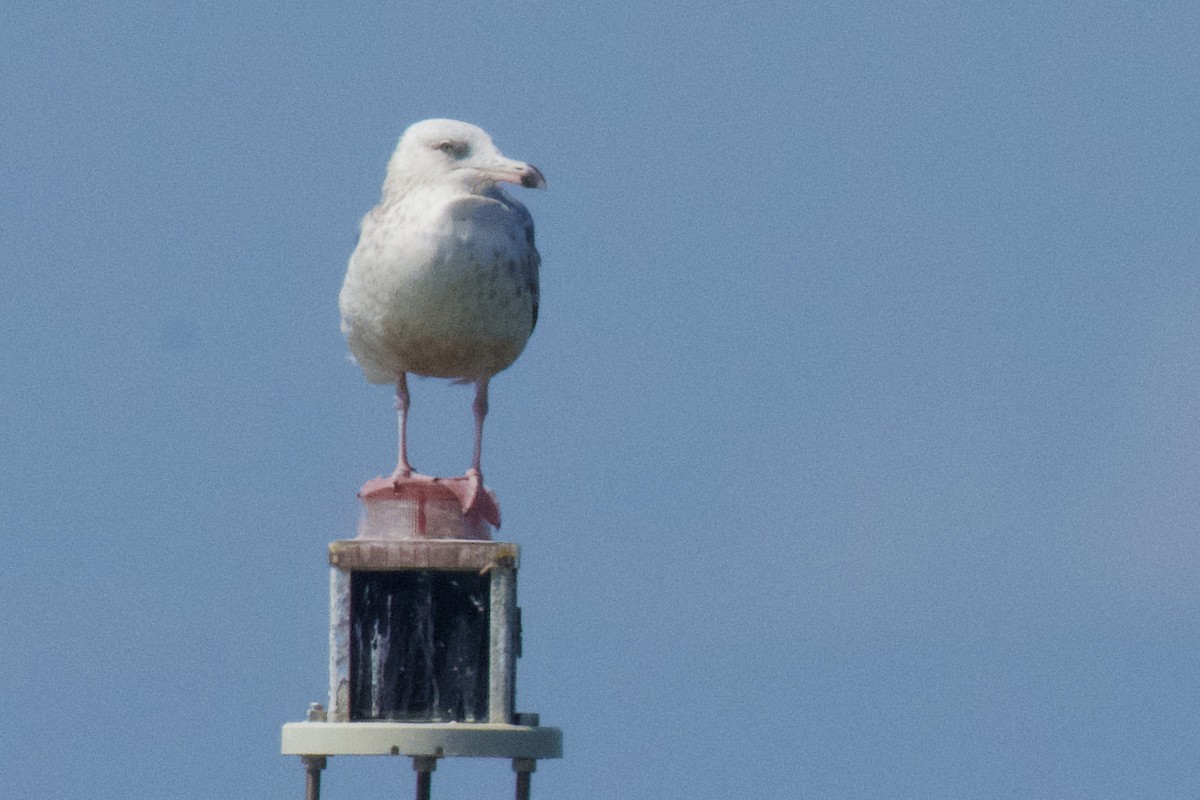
[339,119,545,524]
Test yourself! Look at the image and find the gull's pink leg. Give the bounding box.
[464,378,489,510]
[392,372,414,479]
[470,378,489,475]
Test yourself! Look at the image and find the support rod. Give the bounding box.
[301,756,326,800]
[412,756,438,800]
[513,758,537,800]
[301,703,328,800]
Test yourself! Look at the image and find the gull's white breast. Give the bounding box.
[339,185,539,384]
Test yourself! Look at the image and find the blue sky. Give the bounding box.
[3,2,1199,797]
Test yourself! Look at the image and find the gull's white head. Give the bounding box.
[385,118,546,194]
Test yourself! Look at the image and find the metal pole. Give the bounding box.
[512,758,536,800]
[302,756,326,800]
[412,756,437,800]
[489,558,517,723]
[301,703,328,800]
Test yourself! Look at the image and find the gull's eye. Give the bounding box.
[437,140,469,159]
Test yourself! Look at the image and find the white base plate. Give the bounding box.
[281,721,562,759]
